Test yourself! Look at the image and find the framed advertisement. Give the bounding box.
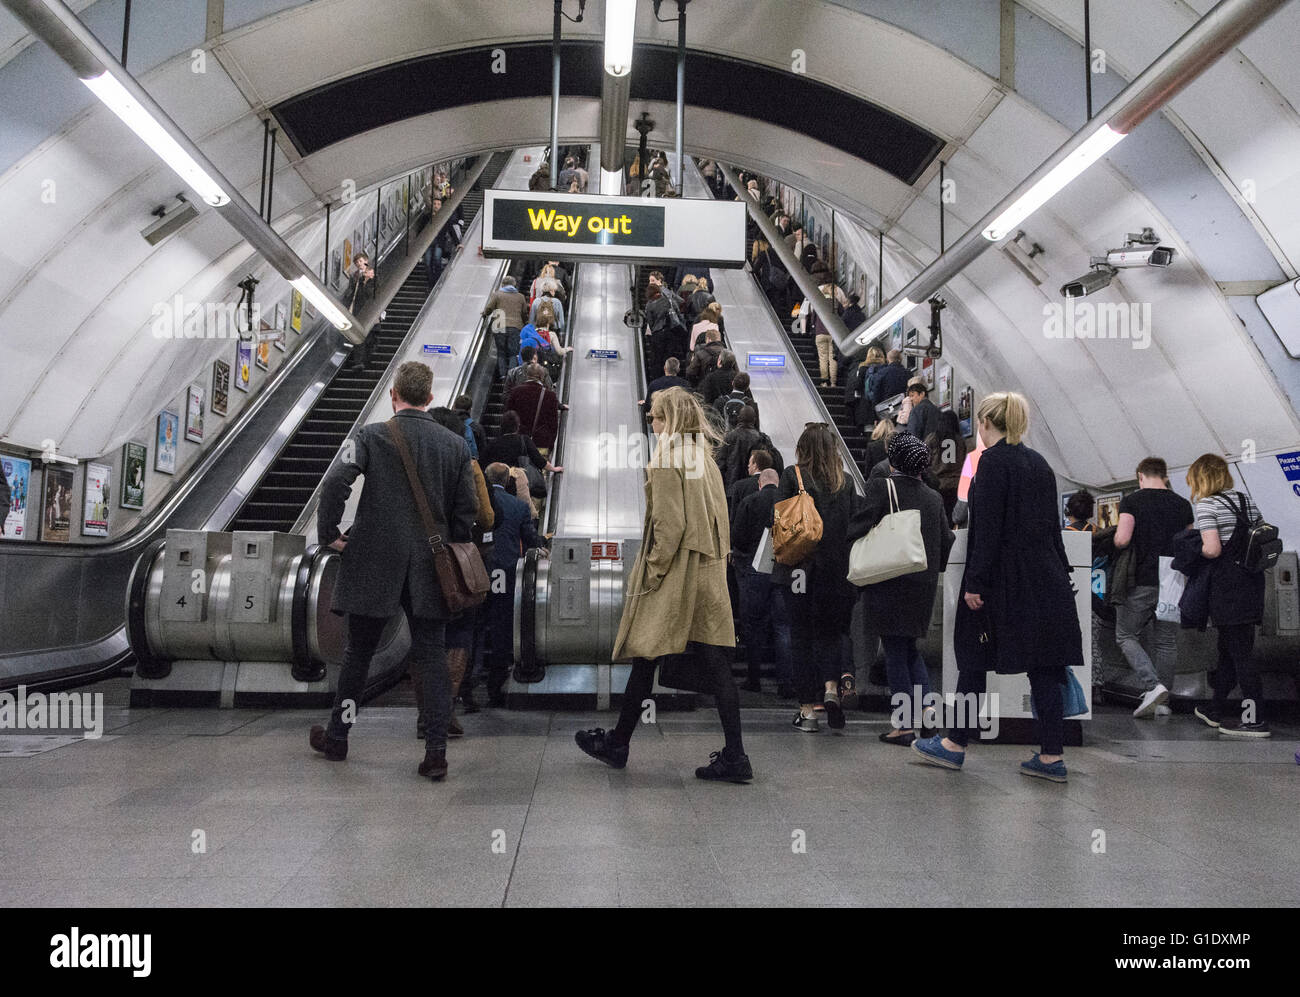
[290,289,304,333]
[211,359,230,416]
[274,301,286,332]
[1095,492,1122,531]
[185,386,205,444]
[235,342,252,392]
[256,340,270,370]
[1,455,32,539]
[82,461,111,537]
[156,410,179,474]
[343,238,352,272]
[121,442,146,509]
[937,363,952,409]
[331,250,342,289]
[957,386,974,439]
[41,464,74,542]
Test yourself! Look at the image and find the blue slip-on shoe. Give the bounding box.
[910,735,964,771]
[1019,753,1067,783]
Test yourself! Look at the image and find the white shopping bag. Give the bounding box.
[752,528,775,574]
[1156,555,1185,623]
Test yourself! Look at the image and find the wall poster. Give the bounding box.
[82,461,111,537]
[256,339,271,370]
[121,442,146,509]
[212,359,230,416]
[937,363,952,409]
[957,386,974,439]
[1095,492,1122,531]
[186,386,205,444]
[156,410,179,474]
[41,464,74,542]
[1,454,32,539]
[235,342,252,392]
[290,289,304,333]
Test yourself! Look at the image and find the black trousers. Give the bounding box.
[1211,623,1263,718]
[612,645,744,756]
[947,669,1064,756]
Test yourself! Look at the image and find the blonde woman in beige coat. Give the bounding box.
[576,387,753,783]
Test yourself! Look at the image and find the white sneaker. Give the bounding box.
[1134,683,1169,718]
[1154,704,1172,716]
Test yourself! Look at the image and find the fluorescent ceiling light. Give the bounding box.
[82,70,230,207]
[856,297,917,343]
[982,124,1125,242]
[604,0,636,76]
[291,276,351,331]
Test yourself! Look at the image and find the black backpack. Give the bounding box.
[1218,492,1281,573]
[721,393,749,430]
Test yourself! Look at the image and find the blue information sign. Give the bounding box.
[587,349,620,360]
[747,353,786,368]
[1276,450,1300,482]
[421,344,453,355]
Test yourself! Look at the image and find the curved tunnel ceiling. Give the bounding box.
[272,41,945,186]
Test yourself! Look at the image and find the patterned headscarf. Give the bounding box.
[887,431,930,478]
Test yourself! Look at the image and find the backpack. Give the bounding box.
[662,292,691,339]
[462,417,479,460]
[766,257,790,293]
[487,308,507,335]
[1218,492,1281,573]
[721,393,749,431]
[773,466,823,566]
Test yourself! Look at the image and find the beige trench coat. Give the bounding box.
[612,438,735,661]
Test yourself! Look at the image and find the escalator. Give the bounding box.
[229,152,513,533]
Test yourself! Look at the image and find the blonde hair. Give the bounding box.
[976,391,1029,445]
[649,387,724,463]
[861,346,885,367]
[871,418,897,443]
[699,301,723,325]
[1187,453,1233,502]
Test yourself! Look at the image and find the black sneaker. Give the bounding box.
[1194,705,1222,729]
[574,728,629,769]
[695,748,753,783]
[824,692,845,730]
[1218,718,1271,739]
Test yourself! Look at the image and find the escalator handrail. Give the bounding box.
[540,264,582,537]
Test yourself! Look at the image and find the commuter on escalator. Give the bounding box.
[425,407,494,739]
[642,356,690,413]
[926,409,968,527]
[732,468,792,695]
[482,275,530,380]
[848,433,954,745]
[846,346,886,431]
[905,382,940,443]
[529,285,565,335]
[686,329,724,387]
[310,361,478,782]
[715,406,764,492]
[452,394,486,461]
[342,253,378,371]
[423,196,463,291]
[912,391,1082,782]
[690,301,724,353]
[727,449,773,520]
[505,347,554,392]
[868,350,911,411]
[714,372,759,431]
[841,293,866,334]
[698,350,739,405]
[779,423,862,733]
[575,387,753,783]
[505,364,561,454]
[481,462,546,707]
[479,410,562,483]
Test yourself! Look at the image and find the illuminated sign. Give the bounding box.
[588,349,620,360]
[747,353,786,368]
[482,190,746,266]
[421,344,454,355]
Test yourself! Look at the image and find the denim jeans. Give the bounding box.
[881,635,930,723]
[1114,584,1176,691]
[328,611,450,750]
[424,244,444,288]
[735,560,793,687]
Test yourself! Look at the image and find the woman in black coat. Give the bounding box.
[775,423,862,732]
[848,434,954,745]
[912,392,1082,782]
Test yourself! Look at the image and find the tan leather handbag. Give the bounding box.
[772,466,823,566]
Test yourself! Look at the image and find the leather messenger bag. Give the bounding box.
[386,420,490,613]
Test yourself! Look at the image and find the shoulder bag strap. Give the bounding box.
[794,465,805,494]
[386,419,447,552]
[533,385,546,428]
[885,476,899,515]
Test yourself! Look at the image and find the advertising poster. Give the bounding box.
[82,461,110,537]
[290,289,303,333]
[957,386,974,439]
[235,342,252,392]
[41,465,74,542]
[121,442,146,509]
[256,339,270,370]
[186,386,205,443]
[156,409,179,474]
[1,455,32,539]
[212,359,230,416]
[937,363,952,409]
[1095,493,1122,531]
[274,301,286,332]
[343,238,352,272]
[331,250,342,289]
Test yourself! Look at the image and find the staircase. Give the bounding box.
[228,154,512,533]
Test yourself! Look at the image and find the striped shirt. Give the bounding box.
[1194,491,1261,546]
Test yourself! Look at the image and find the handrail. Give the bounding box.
[541,264,581,536]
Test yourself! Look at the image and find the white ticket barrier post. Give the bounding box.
[942,530,1093,726]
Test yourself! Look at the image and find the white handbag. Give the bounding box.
[752,527,775,574]
[1155,555,1185,623]
[847,477,928,586]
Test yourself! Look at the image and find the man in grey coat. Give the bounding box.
[310,361,478,781]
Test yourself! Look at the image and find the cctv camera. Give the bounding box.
[1099,245,1175,268]
[1061,266,1118,298]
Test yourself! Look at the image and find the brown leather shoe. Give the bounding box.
[309,724,347,761]
[448,716,464,738]
[418,749,448,781]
